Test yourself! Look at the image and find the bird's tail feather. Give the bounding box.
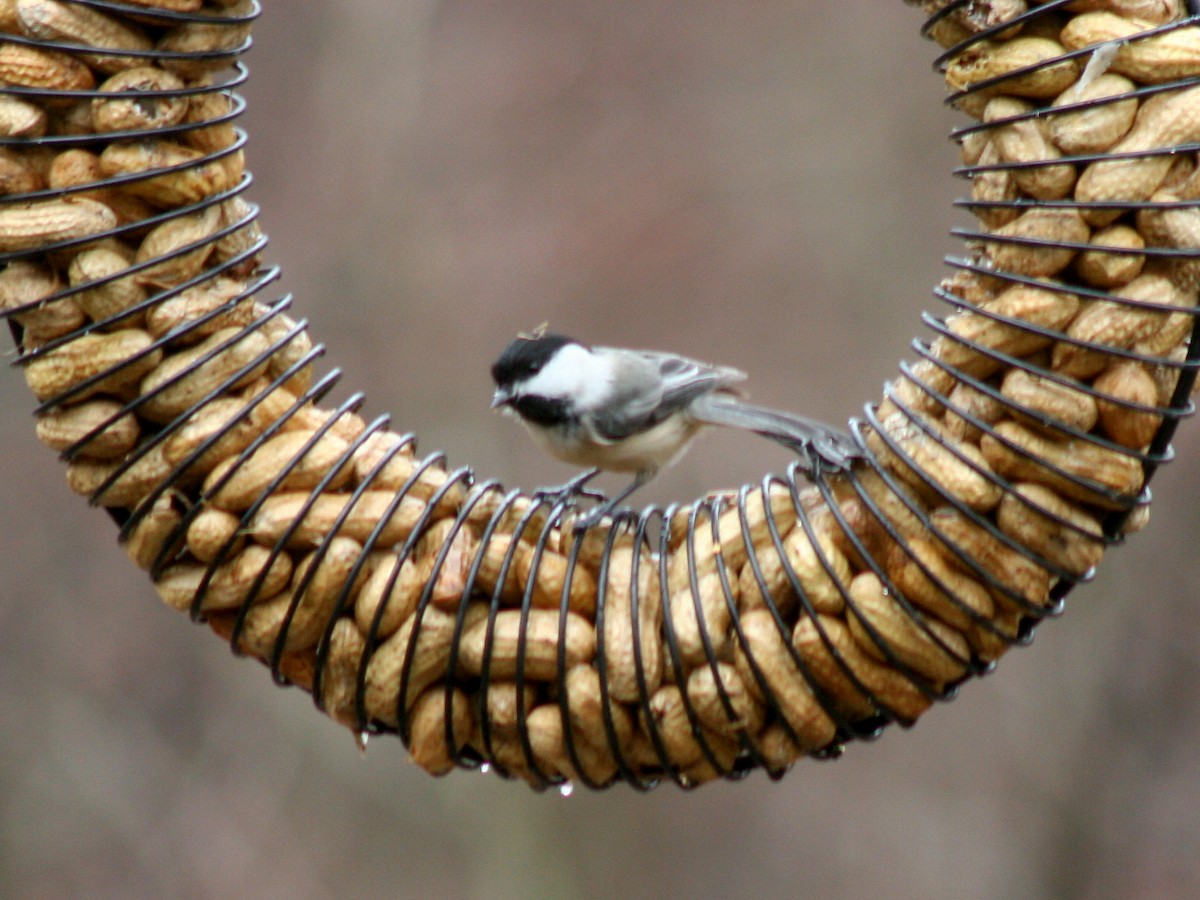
[690,394,862,472]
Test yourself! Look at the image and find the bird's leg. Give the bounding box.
[531,467,605,505]
[571,470,652,532]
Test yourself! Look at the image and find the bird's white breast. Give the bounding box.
[523,412,702,475]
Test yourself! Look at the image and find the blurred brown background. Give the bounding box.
[2,2,1200,898]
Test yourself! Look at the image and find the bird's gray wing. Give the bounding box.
[652,351,746,409]
[586,349,745,441]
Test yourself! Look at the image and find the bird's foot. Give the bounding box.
[531,468,606,507]
[567,472,650,533]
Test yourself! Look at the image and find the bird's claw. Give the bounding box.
[530,469,624,532]
[531,468,606,507]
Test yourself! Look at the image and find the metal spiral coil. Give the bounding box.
[2,0,1199,792]
[935,0,1200,547]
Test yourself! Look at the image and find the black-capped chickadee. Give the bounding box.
[490,332,861,527]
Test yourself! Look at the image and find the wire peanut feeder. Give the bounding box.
[1,0,1199,791]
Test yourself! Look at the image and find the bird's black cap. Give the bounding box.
[490,333,579,389]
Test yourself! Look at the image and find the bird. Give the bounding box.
[490,331,861,528]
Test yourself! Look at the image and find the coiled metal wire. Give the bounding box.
[2,0,1198,791]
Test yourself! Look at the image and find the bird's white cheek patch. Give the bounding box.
[524,343,613,410]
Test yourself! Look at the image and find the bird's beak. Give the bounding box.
[491,388,513,409]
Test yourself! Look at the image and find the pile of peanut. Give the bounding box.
[1,0,1197,790]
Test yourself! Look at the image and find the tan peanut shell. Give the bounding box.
[123,492,184,571]
[826,481,906,576]
[734,608,837,751]
[868,411,1003,512]
[157,9,252,79]
[1000,367,1099,435]
[240,536,365,655]
[203,428,354,511]
[17,0,153,74]
[138,326,270,422]
[316,618,367,730]
[984,96,1076,199]
[668,569,735,667]
[23,328,160,402]
[996,483,1106,577]
[565,664,635,752]
[1049,72,1139,154]
[424,519,478,612]
[1052,272,1188,377]
[470,532,530,606]
[183,83,240,156]
[642,684,740,775]
[960,127,990,166]
[738,523,851,616]
[408,686,473,776]
[133,204,222,287]
[458,608,597,681]
[945,37,1080,100]
[844,571,971,686]
[1075,223,1146,287]
[353,551,419,640]
[0,260,83,340]
[247,491,434,551]
[155,544,292,613]
[685,660,766,737]
[65,441,180,507]
[515,541,598,617]
[99,140,231,209]
[1064,2,1184,24]
[162,395,270,474]
[68,245,147,326]
[362,604,489,728]
[1061,12,1200,83]
[118,0,202,11]
[970,141,1020,228]
[185,506,243,564]
[91,67,187,133]
[213,196,263,268]
[46,147,104,196]
[792,614,932,724]
[35,398,139,458]
[0,196,116,252]
[943,380,1005,443]
[928,506,1052,610]
[933,283,1081,378]
[0,94,47,137]
[983,207,1091,276]
[887,537,995,631]
[946,0,1028,40]
[0,145,46,195]
[0,40,93,92]
[599,544,664,703]
[525,703,620,785]
[980,419,1145,507]
[1093,360,1162,447]
[249,306,313,387]
[1074,84,1200,226]
[348,429,417,489]
[1137,191,1200,297]
[144,277,254,342]
[480,680,538,739]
